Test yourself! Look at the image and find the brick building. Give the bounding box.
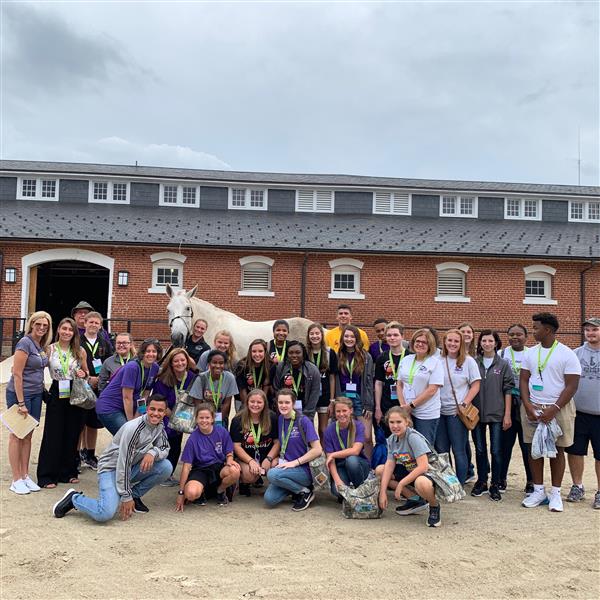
[1,160,598,353]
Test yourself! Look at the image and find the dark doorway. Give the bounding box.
[35,261,110,329]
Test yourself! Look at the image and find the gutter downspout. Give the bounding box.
[580,259,596,344]
[300,252,309,318]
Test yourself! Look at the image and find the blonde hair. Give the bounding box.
[239,389,272,435]
[214,330,236,365]
[410,329,437,358]
[334,397,356,446]
[458,322,477,357]
[385,321,405,335]
[441,328,467,368]
[25,311,53,349]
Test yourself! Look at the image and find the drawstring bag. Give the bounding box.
[297,417,330,489]
[371,423,388,469]
[338,473,382,519]
[69,378,97,410]
[168,390,197,434]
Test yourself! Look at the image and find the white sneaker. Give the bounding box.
[522,487,547,508]
[9,479,30,495]
[548,490,564,512]
[22,476,41,492]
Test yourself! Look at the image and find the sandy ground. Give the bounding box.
[1,386,599,600]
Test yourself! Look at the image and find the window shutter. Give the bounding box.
[316,190,333,212]
[374,191,391,213]
[392,192,410,214]
[242,265,271,290]
[437,270,465,296]
[297,190,314,211]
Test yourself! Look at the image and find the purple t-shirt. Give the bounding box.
[96,360,159,414]
[369,341,390,362]
[277,415,319,476]
[7,335,49,396]
[323,419,367,459]
[152,370,196,436]
[338,352,362,394]
[181,426,234,469]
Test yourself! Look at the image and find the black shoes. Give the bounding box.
[53,488,79,518]
[471,481,488,497]
[395,498,429,515]
[215,491,228,506]
[291,489,315,511]
[133,497,149,513]
[489,484,502,501]
[427,504,441,527]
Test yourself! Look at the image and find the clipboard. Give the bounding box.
[0,404,39,439]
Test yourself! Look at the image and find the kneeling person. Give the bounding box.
[53,395,171,521]
[176,403,240,510]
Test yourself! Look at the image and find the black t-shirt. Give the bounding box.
[374,350,412,412]
[236,362,268,394]
[268,339,296,364]
[82,335,112,387]
[230,412,278,462]
[185,336,210,362]
[280,366,306,403]
[310,349,339,407]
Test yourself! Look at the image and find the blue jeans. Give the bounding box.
[264,466,313,507]
[330,455,371,498]
[98,411,128,436]
[472,422,502,485]
[72,459,171,522]
[435,414,468,484]
[6,389,43,422]
[500,400,532,483]
[412,416,439,445]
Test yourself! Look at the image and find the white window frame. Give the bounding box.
[435,262,470,303]
[238,256,274,297]
[159,183,200,208]
[439,195,478,218]
[228,187,268,210]
[568,200,600,223]
[88,181,130,204]
[148,252,186,294]
[504,197,541,221]
[372,190,412,215]
[295,189,335,213]
[16,176,59,201]
[328,258,365,300]
[523,265,557,305]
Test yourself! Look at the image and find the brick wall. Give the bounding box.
[1,242,598,353]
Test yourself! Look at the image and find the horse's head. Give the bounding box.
[166,284,198,348]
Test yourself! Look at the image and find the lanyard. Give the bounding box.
[407,357,422,386]
[57,345,71,377]
[86,340,99,357]
[388,349,405,380]
[176,375,187,393]
[311,350,321,369]
[291,368,303,395]
[139,363,147,390]
[250,421,262,448]
[252,365,264,387]
[509,347,521,375]
[347,356,355,378]
[118,353,131,366]
[335,422,347,449]
[280,417,295,456]
[208,374,223,409]
[537,341,558,379]
[275,341,287,362]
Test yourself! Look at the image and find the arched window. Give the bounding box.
[149,252,186,293]
[239,256,274,297]
[523,265,557,305]
[435,262,470,302]
[328,258,365,300]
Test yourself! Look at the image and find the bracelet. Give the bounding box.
[17,401,25,406]
[265,456,273,463]
[297,459,301,466]
[553,403,562,411]
[248,458,256,464]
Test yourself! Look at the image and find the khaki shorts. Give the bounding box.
[520,400,575,448]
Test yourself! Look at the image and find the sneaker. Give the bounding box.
[291,489,315,512]
[497,480,507,494]
[253,476,264,488]
[524,482,534,495]
[78,449,88,468]
[395,498,429,515]
[215,491,228,506]
[192,494,207,506]
[239,483,251,497]
[22,476,41,492]
[522,487,547,508]
[465,473,477,484]
[471,481,488,497]
[593,491,600,510]
[427,504,441,527]
[225,484,236,503]
[159,476,179,487]
[53,488,78,518]
[566,484,585,503]
[84,450,98,471]
[489,484,502,501]
[10,479,31,495]
[133,497,149,513]
[548,490,563,512]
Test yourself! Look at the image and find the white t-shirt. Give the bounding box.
[499,347,529,389]
[521,342,581,405]
[397,355,444,419]
[440,355,481,416]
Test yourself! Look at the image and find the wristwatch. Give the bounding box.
[177,490,184,496]
[409,402,415,409]
[265,456,273,463]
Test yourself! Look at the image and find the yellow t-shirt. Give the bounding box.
[324,326,370,353]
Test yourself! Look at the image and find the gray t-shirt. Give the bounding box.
[7,335,49,396]
[189,370,238,410]
[573,343,600,415]
[386,427,431,472]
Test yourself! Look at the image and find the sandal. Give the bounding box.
[69,478,80,484]
[43,483,57,489]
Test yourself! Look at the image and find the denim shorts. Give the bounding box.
[6,389,43,421]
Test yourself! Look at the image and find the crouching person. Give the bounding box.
[175,403,240,510]
[53,394,171,521]
[376,406,441,527]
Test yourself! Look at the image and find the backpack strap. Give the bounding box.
[296,415,309,451]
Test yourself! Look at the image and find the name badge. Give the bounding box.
[137,398,147,414]
[530,376,544,392]
[215,412,223,427]
[345,382,357,397]
[294,400,303,415]
[279,459,286,466]
[58,379,71,399]
[92,358,102,374]
[404,385,416,401]
[390,387,398,401]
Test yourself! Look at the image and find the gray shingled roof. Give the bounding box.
[2,200,598,259]
[1,160,598,197]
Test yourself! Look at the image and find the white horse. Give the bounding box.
[166,284,315,360]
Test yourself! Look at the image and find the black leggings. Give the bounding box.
[167,432,183,474]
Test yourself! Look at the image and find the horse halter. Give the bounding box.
[169,315,191,336]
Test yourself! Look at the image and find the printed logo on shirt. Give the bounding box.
[493,368,501,375]
[454,365,463,372]
[392,450,417,471]
[214,441,223,453]
[419,365,428,373]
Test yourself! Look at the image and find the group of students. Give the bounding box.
[6,301,600,527]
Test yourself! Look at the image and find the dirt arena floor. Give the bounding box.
[1,387,599,600]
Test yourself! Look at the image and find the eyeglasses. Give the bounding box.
[116,342,131,346]
[414,340,428,345]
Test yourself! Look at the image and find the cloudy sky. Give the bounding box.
[2,1,598,185]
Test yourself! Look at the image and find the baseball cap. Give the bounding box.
[583,317,600,327]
